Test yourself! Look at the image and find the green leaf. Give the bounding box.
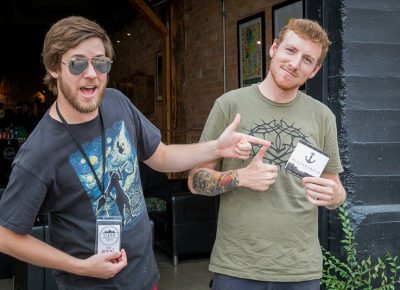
[322,204,400,290]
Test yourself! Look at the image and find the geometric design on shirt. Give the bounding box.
[69,120,145,227]
[244,118,308,169]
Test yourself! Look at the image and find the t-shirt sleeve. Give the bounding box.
[128,101,161,162]
[200,100,230,143]
[0,165,47,234]
[323,112,343,174]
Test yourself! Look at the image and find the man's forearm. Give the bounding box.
[0,227,81,274]
[145,141,220,173]
[0,226,126,279]
[190,168,239,196]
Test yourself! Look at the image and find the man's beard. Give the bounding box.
[59,76,105,113]
[269,59,306,91]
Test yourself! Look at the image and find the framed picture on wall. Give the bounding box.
[272,0,304,39]
[155,50,163,101]
[237,12,266,88]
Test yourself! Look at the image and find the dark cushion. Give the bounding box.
[150,192,219,256]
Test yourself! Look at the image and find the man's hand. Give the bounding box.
[79,249,128,279]
[303,174,346,209]
[237,145,278,191]
[217,113,271,160]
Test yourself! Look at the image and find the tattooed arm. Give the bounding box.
[188,145,278,196]
[189,167,240,196]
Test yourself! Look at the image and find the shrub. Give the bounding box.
[321,203,400,290]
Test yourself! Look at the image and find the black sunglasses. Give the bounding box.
[61,57,113,75]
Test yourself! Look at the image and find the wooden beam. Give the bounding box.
[162,36,171,145]
[128,0,169,36]
[170,0,178,131]
[128,0,171,145]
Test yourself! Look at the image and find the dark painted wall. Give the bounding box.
[342,0,400,258]
[316,0,400,260]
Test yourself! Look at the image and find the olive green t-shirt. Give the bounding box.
[200,84,343,282]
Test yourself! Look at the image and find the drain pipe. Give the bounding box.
[222,0,227,93]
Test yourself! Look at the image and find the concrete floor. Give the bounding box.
[0,278,12,290]
[0,249,213,290]
[157,248,213,290]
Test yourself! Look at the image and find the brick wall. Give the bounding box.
[109,0,287,144]
[184,0,285,143]
[109,11,164,129]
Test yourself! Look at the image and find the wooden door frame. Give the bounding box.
[129,0,173,144]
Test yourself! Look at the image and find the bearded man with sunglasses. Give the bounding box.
[0,16,270,290]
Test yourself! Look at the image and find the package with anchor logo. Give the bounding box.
[285,140,330,179]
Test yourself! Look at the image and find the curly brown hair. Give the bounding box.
[42,16,114,95]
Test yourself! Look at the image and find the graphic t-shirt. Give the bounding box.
[0,88,161,290]
[200,84,343,282]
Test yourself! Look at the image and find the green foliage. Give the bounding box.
[321,203,400,290]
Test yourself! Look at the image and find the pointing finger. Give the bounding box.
[241,135,271,147]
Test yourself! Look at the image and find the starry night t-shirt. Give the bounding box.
[0,88,161,289]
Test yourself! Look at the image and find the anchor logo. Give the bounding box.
[305,152,316,164]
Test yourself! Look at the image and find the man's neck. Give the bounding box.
[50,98,98,124]
[258,75,298,103]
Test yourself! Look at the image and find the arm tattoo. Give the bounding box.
[192,168,239,196]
